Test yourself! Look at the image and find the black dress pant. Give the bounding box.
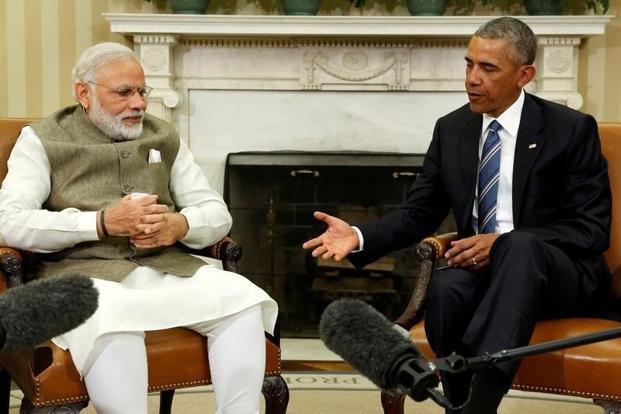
[424,231,584,407]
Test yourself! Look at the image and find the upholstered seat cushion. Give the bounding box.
[410,318,621,402]
[1,328,281,407]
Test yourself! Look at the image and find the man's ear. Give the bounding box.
[517,65,536,89]
[74,82,91,110]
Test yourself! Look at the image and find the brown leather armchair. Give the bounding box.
[380,123,621,414]
[0,118,289,414]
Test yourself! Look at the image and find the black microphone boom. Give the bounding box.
[319,298,444,404]
[320,299,621,411]
[0,273,99,352]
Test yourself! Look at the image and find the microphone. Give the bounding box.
[0,273,99,352]
[319,298,449,405]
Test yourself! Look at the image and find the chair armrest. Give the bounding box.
[418,232,459,261]
[393,232,458,329]
[186,237,242,273]
[0,246,26,290]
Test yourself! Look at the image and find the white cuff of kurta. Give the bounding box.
[179,207,202,245]
[178,207,232,249]
[80,211,100,240]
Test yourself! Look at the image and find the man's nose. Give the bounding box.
[129,90,147,110]
[466,68,482,86]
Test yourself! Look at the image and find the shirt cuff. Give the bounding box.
[351,226,364,252]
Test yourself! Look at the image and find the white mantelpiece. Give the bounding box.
[105,14,613,191]
[106,14,611,37]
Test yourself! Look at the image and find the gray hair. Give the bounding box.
[474,17,537,66]
[72,42,140,100]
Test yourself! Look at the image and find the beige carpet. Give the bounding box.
[140,389,603,413]
[170,390,602,413]
[8,373,604,413]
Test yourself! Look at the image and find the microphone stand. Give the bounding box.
[403,326,621,411]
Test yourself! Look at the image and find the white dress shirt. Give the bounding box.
[355,89,526,250]
[472,89,525,234]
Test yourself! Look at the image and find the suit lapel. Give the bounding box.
[458,113,483,234]
[512,93,545,226]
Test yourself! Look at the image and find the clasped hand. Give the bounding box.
[103,195,189,248]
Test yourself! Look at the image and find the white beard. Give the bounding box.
[88,95,144,141]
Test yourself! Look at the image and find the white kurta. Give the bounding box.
[0,126,278,375]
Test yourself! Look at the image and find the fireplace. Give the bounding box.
[104,12,611,337]
[225,151,455,337]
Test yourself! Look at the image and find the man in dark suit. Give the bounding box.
[303,17,611,413]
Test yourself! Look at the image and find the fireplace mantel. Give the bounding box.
[105,14,611,37]
[105,13,613,119]
[105,13,612,192]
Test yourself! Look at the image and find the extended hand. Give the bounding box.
[444,233,500,269]
[302,211,360,262]
[130,212,189,249]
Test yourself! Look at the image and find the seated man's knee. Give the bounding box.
[489,232,549,286]
[492,231,543,258]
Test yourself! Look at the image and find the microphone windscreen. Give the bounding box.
[319,298,418,389]
[0,273,99,352]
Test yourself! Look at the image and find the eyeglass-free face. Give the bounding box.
[465,36,535,118]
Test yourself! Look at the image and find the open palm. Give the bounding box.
[302,211,359,261]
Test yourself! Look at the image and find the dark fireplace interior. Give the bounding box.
[224,151,456,338]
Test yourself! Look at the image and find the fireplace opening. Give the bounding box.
[224,151,456,338]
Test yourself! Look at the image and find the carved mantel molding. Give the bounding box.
[106,14,612,122]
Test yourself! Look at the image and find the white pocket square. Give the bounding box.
[148,149,162,163]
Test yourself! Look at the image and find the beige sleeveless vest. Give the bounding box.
[30,105,206,281]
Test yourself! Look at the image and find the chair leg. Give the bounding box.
[159,390,175,414]
[19,398,87,414]
[594,399,621,413]
[262,375,289,414]
[0,369,10,414]
[381,389,406,414]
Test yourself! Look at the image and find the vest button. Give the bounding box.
[121,151,130,158]
[123,184,134,193]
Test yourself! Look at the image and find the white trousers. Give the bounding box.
[83,304,266,414]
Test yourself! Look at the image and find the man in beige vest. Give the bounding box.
[0,42,278,414]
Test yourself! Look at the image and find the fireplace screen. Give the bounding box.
[224,151,455,338]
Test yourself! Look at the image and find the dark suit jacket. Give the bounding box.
[350,93,612,296]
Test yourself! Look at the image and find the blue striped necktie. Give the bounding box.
[478,120,502,234]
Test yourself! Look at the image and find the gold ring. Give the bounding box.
[472,257,478,266]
